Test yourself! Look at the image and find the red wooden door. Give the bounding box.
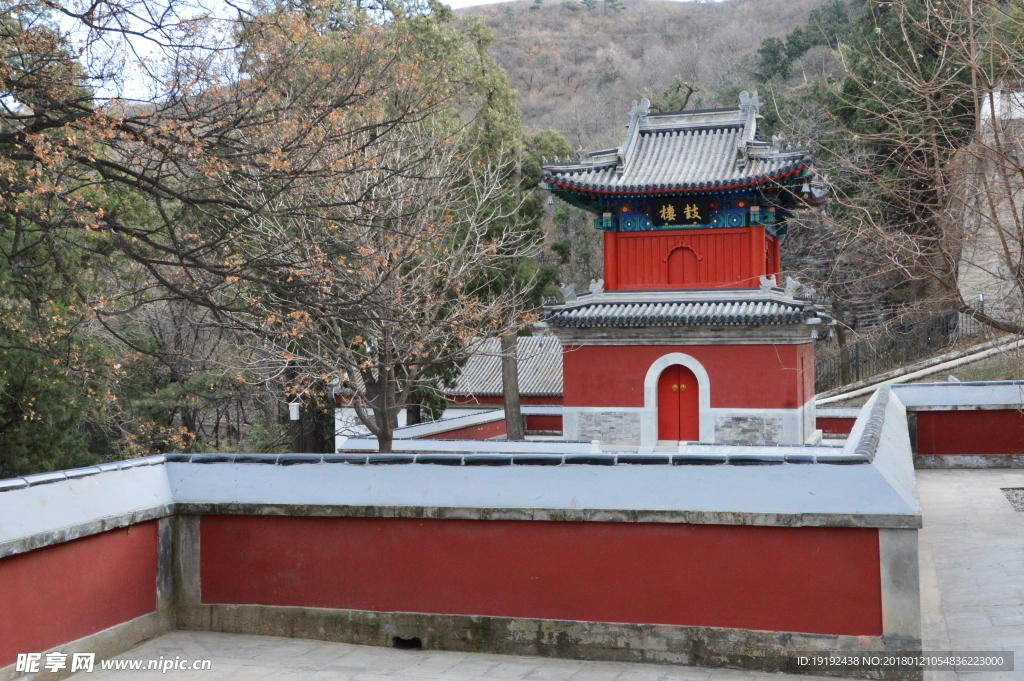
[667,247,699,287]
[657,365,700,441]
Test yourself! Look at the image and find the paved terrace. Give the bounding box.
[63,468,1022,681]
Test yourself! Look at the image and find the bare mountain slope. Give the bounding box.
[459,0,825,148]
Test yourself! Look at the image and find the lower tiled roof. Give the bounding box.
[447,336,562,397]
[543,298,824,328]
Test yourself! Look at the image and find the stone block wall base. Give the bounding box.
[914,454,1024,469]
[178,603,922,680]
[0,611,170,681]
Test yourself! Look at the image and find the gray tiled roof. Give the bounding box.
[448,336,562,397]
[543,290,829,328]
[542,93,812,195]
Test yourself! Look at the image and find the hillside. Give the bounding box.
[458,0,827,148]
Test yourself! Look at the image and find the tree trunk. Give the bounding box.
[374,396,395,453]
[289,407,305,453]
[501,332,525,440]
[304,403,324,453]
[832,295,853,386]
[502,142,526,442]
[376,363,396,453]
[406,391,422,425]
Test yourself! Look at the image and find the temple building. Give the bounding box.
[541,92,830,447]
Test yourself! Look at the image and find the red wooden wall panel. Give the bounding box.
[916,410,1024,455]
[602,228,783,291]
[200,515,883,637]
[0,522,158,668]
[609,229,759,290]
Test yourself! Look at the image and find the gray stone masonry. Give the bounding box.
[576,411,641,444]
[713,415,784,445]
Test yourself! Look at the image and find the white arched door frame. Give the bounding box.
[643,353,712,442]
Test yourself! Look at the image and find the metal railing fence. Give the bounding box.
[814,311,986,393]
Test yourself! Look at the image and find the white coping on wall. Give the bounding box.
[0,465,173,548]
[1,383,953,552]
[337,439,594,453]
[890,380,1024,409]
[163,461,917,519]
[0,455,920,555]
[850,388,920,515]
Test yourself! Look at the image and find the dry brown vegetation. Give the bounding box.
[458,0,826,148]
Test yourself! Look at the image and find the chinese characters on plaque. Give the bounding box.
[649,198,709,227]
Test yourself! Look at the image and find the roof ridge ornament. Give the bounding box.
[784,276,801,297]
[759,274,778,292]
[737,90,761,169]
[739,90,761,115]
[617,98,651,174]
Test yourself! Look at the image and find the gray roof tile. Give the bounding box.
[448,336,562,397]
[543,298,823,328]
[542,96,812,195]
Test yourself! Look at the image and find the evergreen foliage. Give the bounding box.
[755,0,850,82]
[756,38,791,81]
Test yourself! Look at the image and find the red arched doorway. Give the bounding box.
[667,246,699,286]
[657,364,700,441]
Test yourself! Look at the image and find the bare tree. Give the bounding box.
[1,0,476,346]
[2,0,541,454]
[227,129,540,452]
[823,0,1024,335]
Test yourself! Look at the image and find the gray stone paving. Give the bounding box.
[918,469,1024,681]
[70,632,836,681]
[70,469,1024,680]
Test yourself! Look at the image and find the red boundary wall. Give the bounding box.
[916,409,1024,455]
[0,522,158,668]
[421,415,563,439]
[817,417,856,435]
[200,515,883,637]
[526,414,562,432]
[447,396,563,406]
[423,419,507,440]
